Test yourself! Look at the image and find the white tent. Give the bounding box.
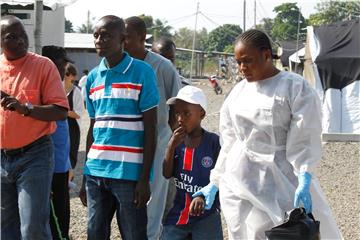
[304,20,360,134]
[289,47,305,72]
[289,47,305,64]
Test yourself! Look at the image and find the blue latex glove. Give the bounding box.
[294,172,312,213]
[192,183,218,210]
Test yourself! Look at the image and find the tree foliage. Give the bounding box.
[65,18,74,33]
[204,24,242,52]
[223,44,235,54]
[256,18,274,38]
[151,19,173,40]
[308,1,360,26]
[173,27,208,50]
[77,22,94,33]
[77,11,95,33]
[271,3,307,41]
[138,14,173,40]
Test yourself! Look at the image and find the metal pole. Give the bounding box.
[295,7,301,73]
[190,2,199,82]
[243,0,246,31]
[87,10,90,33]
[34,0,43,54]
[254,0,256,28]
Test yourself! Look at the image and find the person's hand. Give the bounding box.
[0,94,27,114]
[68,169,74,182]
[169,126,186,148]
[79,177,87,207]
[134,179,150,209]
[294,172,312,213]
[192,183,218,210]
[189,196,205,216]
[68,110,80,119]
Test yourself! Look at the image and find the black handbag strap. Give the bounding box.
[68,88,74,110]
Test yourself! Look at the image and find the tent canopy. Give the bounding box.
[314,20,360,90]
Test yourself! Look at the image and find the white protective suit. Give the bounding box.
[210,71,343,240]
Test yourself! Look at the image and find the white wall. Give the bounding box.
[9,6,64,52]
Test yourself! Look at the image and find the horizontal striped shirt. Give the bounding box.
[84,52,159,181]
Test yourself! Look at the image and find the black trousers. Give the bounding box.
[50,172,70,240]
[68,118,80,169]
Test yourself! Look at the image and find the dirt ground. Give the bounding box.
[69,79,359,240]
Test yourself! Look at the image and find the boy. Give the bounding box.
[162,86,223,240]
[79,15,159,240]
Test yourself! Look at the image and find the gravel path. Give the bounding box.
[69,80,359,239]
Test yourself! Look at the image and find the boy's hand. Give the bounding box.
[134,179,150,209]
[169,126,186,147]
[189,196,205,216]
[79,177,87,207]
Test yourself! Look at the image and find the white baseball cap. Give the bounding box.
[166,85,207,112]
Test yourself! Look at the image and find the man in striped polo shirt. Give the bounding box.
[79,15,159,240]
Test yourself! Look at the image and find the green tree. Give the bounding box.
[77,10,95,33]
[151,19,173,40]
[271,3,307,41]
[138,14,173,40]
[173,27,208,50]
[308,1,360,26]
[256,18,274,38]
[77,22,94,33]
[65,18,74,33]
[204,24,242,52]
[223,44,235,54]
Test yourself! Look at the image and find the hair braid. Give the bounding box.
[236,29,279,59]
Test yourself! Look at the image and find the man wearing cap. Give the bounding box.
[0,16,69,239]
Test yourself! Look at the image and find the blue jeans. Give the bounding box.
[161,210,223,240]
[86,175,148,240]
[1,136,54,240]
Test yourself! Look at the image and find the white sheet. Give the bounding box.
[341,81,360,133]
[322,88,341,133]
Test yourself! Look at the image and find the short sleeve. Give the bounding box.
[73,87,85,118]
[212,134,221,163]
[41,60,69,110]
[138,66,160,112]
[162,60,181,100]
[85,70,96,118]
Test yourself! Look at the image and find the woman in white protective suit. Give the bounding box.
[192,29,343,239]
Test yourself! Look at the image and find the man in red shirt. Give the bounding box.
[0,15,69,240]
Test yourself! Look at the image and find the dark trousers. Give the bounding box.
[68,118,80,169]
[50,172,70,240]
[86,176,148,240]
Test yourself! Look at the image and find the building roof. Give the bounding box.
[64,33,234,56]
[65,33,153,49]
[65,33,95,49]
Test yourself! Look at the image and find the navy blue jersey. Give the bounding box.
[164,129,221,225]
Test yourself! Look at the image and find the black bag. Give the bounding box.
[265,208,320,240]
